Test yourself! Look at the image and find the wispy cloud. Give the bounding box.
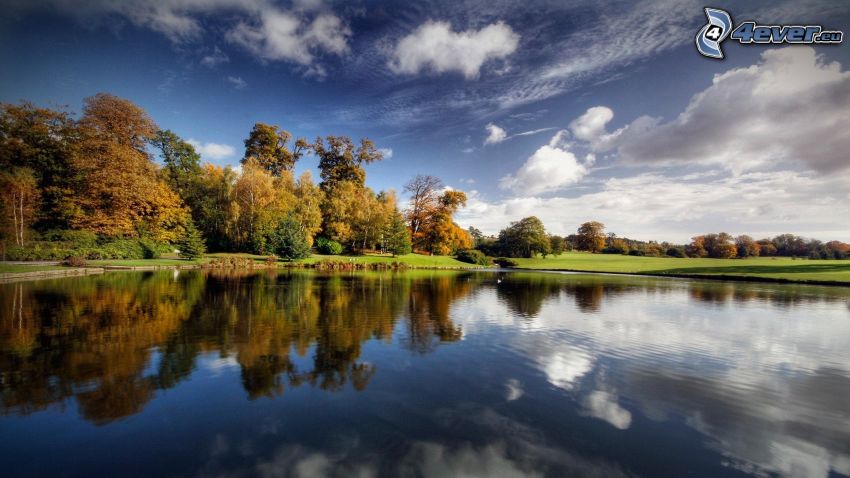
[187,139,236,160]
[226,75,247,90]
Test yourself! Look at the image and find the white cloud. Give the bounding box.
[498,130,592,195]
[12,1,351,75]
[462,147,475,154]
[187,139,236,160]
[226,9,351,70]
[389,21,519,79]
[378,147,393,159]
[618,47,850,173]
[582,391,632,430]
[505,379,524,401]
[458,169,850,242]
[200,46,229,68]
[226,75,247,90]
[484,123,507,145]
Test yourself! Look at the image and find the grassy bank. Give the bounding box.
[0,264,68,273]
[511,252,850,285]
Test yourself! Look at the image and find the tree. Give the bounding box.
[233,159,277,252]
[418,190,471,255]
[177,222,205,259]
[497,216,551,258]
[549,235,565,256]
[268,217,310,260]
[72,93,190,239]
[384,210,412,256]
[404,175,443,237]
[735,235,760,258]
[686,235,708,257]
[576,221,606,252]
[290,172,324,246]
[152,129,202,196]
[193,164,238,251]
[242,123,307,176]
[313,136,383,191]
[0,102,78,231]
[0,168,39,246]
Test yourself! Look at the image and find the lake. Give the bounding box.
[1,270,848,477]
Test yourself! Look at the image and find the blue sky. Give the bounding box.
[2,0,849,242]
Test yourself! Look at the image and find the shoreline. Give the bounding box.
[515,267,850,287]
[2,261,849,287]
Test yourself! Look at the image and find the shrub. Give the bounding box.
[601,246,627,255]
[61,256,87,267]
[666,247,686,258]
[315,237,343,255]
[266,255,278,266]
[269,218,311,260]
[456,249,492,265]
[628,249,646,256]
[493,257,518,267]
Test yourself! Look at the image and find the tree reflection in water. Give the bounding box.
[0,270,472,423]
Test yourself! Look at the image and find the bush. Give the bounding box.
[315,237,343,255]
[269,218,311,261]
[493,257,518,267]
[666,247,686,258]
[601,246,627,255]
[628,249,646,256]
[61,256,87,267]
[456,249,492,265]
[266,255,278,266]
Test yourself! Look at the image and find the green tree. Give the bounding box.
[242,123,307,176]
[384,210,412,256]
[177,222,205,259]
[549,235,565,256]
[313,136,383,191]
[152,129,202,197]
[497,216,551,258]
[576,221,606,253]
[268,217,310,260]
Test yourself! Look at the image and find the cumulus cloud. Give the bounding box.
[389,21,519,79]
[379,147,393,159]
[498,130,592,195]
[618,47,850,173]
[484,123,507,145]
[187,139,236,160]
[582,391,632,430]
[226,9,350,69]
[226,75,247,90]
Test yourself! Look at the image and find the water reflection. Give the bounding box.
[1,270,849,477]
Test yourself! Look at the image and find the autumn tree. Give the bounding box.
[0,168,39,246]
[404,174,443,237]
[232,159,278,252]
[576,221,606,253]
[0,102,79,230]
[497,216,551,258]
[735,235,760,258]
[419,190,472,255]
[193,164,238,251]
[290,172,324,246]
[72,93,190,241]
[243,123,308,176]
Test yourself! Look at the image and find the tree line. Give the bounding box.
[0,94,472,260]
[468,217,850,261]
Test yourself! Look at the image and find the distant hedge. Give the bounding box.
[5,232,172,261]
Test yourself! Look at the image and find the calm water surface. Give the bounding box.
[1,270,849,477]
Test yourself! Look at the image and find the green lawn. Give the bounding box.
[511,252,850,284]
